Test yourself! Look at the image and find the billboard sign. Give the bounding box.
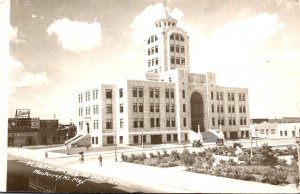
[15,109,30,118]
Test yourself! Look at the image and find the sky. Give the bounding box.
[8,0,300,123]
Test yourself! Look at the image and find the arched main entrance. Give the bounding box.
[190,92,205,132]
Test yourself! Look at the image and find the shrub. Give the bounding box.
[144,159,157,166]
[181,149,196,167]
[130,153,138,161]
[156,151,162,159]
[162,149,169,157]
[277,159,287,166]
[261,167,287,185]
[171,150,180,161]
[257,143,278,167]
[228,158,237,166]
[149,152,155,158]
[233,142,243,149]
[218,159,226,166]
[137,153,147,161]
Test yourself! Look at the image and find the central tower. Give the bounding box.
[144,4,190,75]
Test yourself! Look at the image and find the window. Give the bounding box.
[211,104,214,113]
[181,58,185,65]
[212,117,215,126]
[239,105,242,113]
[134,136,139,144]
[182,90,185,98]
[106,119,113,129]
[96,137,98,144]
[133,103,137,112]
[140,119,144,128]
[106,104,112,113]
[221,105,223,113]
[211,91,213,100]
[150,103,154,112]
[138,88,143,97]
[169,77,172,82]
[175,45,179,52]
[133,87,137,97]
[155,46,158,53]
[170,34,174,40]
[261,129,264,134]
[133,119,138,128]
[166,118,170,127]
[148,48,150,55]
[171,104,175,112]
[155,58,158,65]
[232,105,235,113]
[106,89,112,98]
[166,104,170,112]
[156,118,160,127]
[284,131,287,136]
[93,89,98,100]
[120,104,123,113]
[271,129,275,134]
[167,134,171,141]
[155,88,159,98]
[173,134,178,141]
[176,58,180,64]
[139,103,143,112]
[171,57,175,64]
[181,46,185,53]
[120,119,124,128]
[243,106,246,113]
[183,104,186,112]
[171,118,175,127]
[119,88,123,98]
[148,60,151,67]
[149,88,154,98]
[170,44,174,52]
[150,118,155,127]
[155,103,160,112]
[170,89,174,98]
[119,136,123,144]
[220,92,223,100]
[93,120,99,129]
[78,93,83,103]
[165,89,169,98]
[175,34,179,40]
[92,137,94,144]
[183,117,186,127]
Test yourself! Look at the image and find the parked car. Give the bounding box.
[192,140,202,147]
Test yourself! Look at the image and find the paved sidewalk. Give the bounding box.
[7,146,300,193]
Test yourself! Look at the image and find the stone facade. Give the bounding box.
[76,8,250,146]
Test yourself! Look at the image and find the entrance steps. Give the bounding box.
[70,134,91,147]
[201,131,219,143]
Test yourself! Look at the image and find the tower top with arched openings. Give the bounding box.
[144,2,190,75]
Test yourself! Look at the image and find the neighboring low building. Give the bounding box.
[250,122,300,138]
[7,113,76,146]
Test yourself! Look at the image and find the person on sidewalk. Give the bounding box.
[98,154,102,166]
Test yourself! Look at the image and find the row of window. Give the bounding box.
[170,56,185,65]
[147,35,158,44]
[170,44,185,53]
[147,46,158,55]
[211,105,247,113]
[210,92,246,101]
[170,33,184,42]
[155,21,176,28]
[148,58,159,67]
[79,89,99,103]
[211,117,247,126]
[78,105,99,116]
[260,128,276,135]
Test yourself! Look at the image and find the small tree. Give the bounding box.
[181,148,196,168]
[257,143,278,167]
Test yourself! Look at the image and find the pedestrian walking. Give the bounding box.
[79,154,84,163]
[98,154,102,166]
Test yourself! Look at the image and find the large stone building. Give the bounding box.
[75,8,250,147]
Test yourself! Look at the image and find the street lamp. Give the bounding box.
[250,131,253,158]
[66,132,69,155]
[12,122,15,148]
[114,134,117,162]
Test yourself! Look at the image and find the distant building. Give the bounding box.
[250,122,300,138]
[7,110,76,146]
[251,117,300,124]
[76,7,250,147]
